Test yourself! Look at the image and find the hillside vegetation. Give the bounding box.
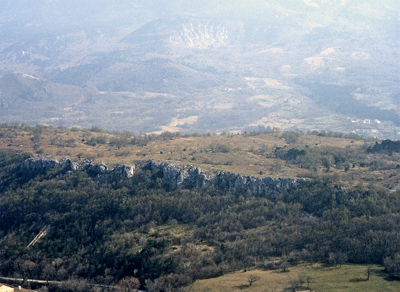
[2,124,400,291]
[2,123,400,190]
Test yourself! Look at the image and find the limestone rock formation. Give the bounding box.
[19,157,76,172]
[19,157,304,196]
[149,161,212,189]
[20,157,134,182]
[217,171,304,198]
[149,161,305,197]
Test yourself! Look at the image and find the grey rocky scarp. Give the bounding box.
[149,161,213,189]
[216,171,304,197]
[19,157,76,172]
[19,157,305,196]
[149,161,306,197]
[20,157,134,182]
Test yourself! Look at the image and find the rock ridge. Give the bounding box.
[19,157,135,182]
[149,161,306,197]
[19,157,305,196]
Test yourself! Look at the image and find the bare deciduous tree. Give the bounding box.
[288,279,300,292]
[145,278,164,292]
[59,279,91,292]
[41,263,56,280]
[306,275,312,290]
[247,274,260,286]
[336,252,348,268]
[280,261,290,273]
[366,266,373,281]
[298,274,305,287]
[118,276,140,292]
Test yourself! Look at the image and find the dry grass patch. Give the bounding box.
[188,264,400,292]
[2,125,400,191]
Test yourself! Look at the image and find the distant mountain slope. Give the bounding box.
[0,1,399,137]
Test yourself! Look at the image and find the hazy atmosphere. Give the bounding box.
[1,0,399,137]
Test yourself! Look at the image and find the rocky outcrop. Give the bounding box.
[81,160,135,181]
[149,161,305,197]
[149,161,213,189]
[20,157,76,172]
[19,157,304,196]
[216,172,304,197]
[20,157,134,182]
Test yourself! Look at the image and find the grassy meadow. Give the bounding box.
[188,264,400,292]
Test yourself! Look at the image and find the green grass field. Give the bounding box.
[188,264,400,292]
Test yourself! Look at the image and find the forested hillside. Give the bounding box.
[1,125,400,291]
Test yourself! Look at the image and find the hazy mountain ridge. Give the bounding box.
[0,1,399,137]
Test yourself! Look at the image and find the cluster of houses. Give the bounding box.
[348,118,382,124]
[345,117,400,138]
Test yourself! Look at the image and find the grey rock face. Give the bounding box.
[149,161,213,189]
[218,173,304,197]
[149,161,305,197]
[19,157,304,196]
[20,157,76,172]
[109,165,135,179]
[20,157,134,182]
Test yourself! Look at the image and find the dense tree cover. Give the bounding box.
[308,130,365,140]
[1,151,400,291]
[274,145,368,171]
[367,140,400,154]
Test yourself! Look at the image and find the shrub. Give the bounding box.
[281,131,301,144]
[209,143,232,153]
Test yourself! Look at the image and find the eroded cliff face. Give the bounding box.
[19,157,305,196]
[19,157,135,182]
[149,161,213,189]
[149,161,305,197]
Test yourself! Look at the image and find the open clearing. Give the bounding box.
[188,264,400,292]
